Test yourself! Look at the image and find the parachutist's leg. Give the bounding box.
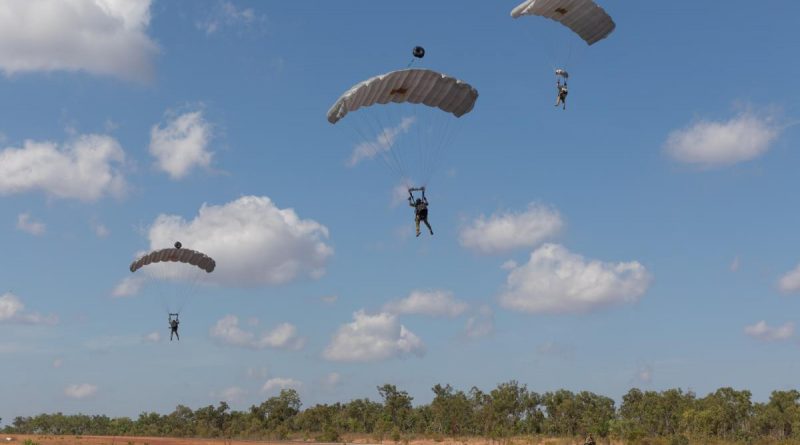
[424,219,433,235]
[176,331,179,341]
[415,216,421,237]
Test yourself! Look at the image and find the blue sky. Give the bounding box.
[1,0,800,420]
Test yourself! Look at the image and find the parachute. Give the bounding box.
[129,245,216,274]
[327,69,478,125]
[128,242,215,316]
[327,68,478,187]
[510,0,616,46]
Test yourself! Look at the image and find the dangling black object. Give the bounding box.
[174,241,182,249]
[412,46,425,59]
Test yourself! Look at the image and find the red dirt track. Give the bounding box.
[7,436,334,445]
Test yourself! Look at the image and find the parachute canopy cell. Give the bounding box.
[511,0,615,46]
[130,247,216,273]
[327,68,479,124]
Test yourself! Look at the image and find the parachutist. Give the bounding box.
[555,79,568,110]
[408,188,433,237]
[169,313,180,341]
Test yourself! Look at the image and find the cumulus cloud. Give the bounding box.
[111,275,145,298]
[778,264,800,293]
[384,290,468,318]
[143,331,161,343]
[0,135,127,201]
[140,196,332,286]
[17,213,46,235]
[323,372,341,389]
[459,204,563,254]
[348,116,415,167]
[262,377,301,393]
[217,386,247,403]
[664,111,780,168]
[636,364,653,384]
[730,256,740,272]
[149,110,213,179]
[744,321,794,342]
[210,315,305,350]
[65,383,98,399]
[197,1,262,35]
[464,305,494,339]
[0,0,158,82]
[0,292,58,325]
[246,367,269,380]
[498,244,652,314]
[321,295,338,304]
[324,310,424,362]
[91,219,110,238]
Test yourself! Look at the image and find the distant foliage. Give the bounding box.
[5,385,800,443]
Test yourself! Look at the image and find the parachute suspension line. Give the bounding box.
[351,116,406,182]
[374,104,410,181]
[425,113,459,186]
[381,103,414,183]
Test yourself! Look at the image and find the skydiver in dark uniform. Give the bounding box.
[169,313,180,341]
[408,187,433,237]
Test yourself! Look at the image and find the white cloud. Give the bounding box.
[262,377,301,393]
[744,320,794,342]
[498,244,652,314]
[246,367,269,380]
[64,383,97,399]
[459,204,563,254]
[464,305,494,339]
[16,213,46,235]
[348,116,415,167]
[0,135,127,201]
[0,292,58,325]
[636,364,653,384]
[384,289,468,318]
[730,256,740,272]
[778,264,800,293]
[198,1,261,35]
[391,183,413,208]
[501,260,518,271]
[0,0,158,82]
[142,196,333,286]
[321,295,338,304]
[149,110,213,179]
[218,386,247,403]
[111,275,145,298]
[664,111,780,168]
[143,331,161,343]
[323,372,341,389]
[91,219,110,238]
[324,310,424,362]
[210,315,305,350]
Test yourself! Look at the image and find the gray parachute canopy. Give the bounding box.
[130,247,216,274]
[327,68,478,124]
[511,0,616,46]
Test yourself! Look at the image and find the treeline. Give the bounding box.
[5,383,800,443]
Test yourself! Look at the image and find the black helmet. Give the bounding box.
[412,46,425,59]
[416,198,422,204]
